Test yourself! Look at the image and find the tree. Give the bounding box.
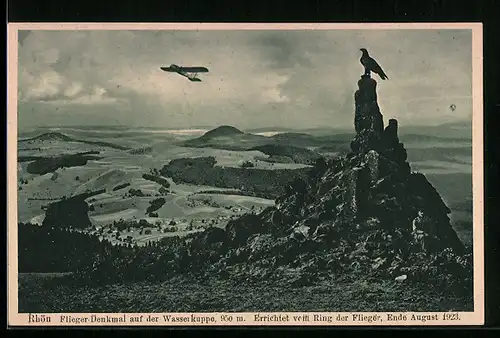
[240,160,254,168]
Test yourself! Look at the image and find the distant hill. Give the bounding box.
[398,134,472,145]
[398,121,472,140]
[272,133,355,149]
[19,132,130,150]
[22,132,74,142]
[247,126,351,136]
[180,125,353,163]
[198,125,244,139]
[271,132,314,140]
[182,126,328,148]
[179,126,324,164]
[180,125,266,149]
[179,124,471,166]
[270,133,318,147]
[247,122,472,139]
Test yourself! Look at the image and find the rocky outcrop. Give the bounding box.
[80,74,472,292]
[201,73,468,283]
[272,74,461,250]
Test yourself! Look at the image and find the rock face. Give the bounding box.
[352,75,384,149]
[42,196,92,229]
[202,74,467,282]
[271,75,463,251]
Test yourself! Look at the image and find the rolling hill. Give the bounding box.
[19,132,131,150]
[178,126,343,164]
[197,125,244,139]
[180,126,267,150]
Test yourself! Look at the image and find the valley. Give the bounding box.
[17,123,474,249]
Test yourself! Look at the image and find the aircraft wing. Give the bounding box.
[179,66,209,73]
[160,67,177,72]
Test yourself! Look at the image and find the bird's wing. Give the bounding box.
[368,58,386,75]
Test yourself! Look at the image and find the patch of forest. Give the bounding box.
[112,182,131,191]
[160,156,311,199]
[18,223,111,273]
[18,221,187,283]
[249,144,321,165]
[25,153,102,175]
[142,173,171,189]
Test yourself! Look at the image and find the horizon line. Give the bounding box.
[17,119,472,131]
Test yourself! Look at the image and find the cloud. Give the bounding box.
[17,29,473,130]
[19,68,116,105]
[18,33,118,106]
[18,31,31,46]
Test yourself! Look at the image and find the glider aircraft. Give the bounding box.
[160,64,209,82]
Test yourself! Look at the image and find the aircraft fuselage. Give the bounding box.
[160,64,208,82]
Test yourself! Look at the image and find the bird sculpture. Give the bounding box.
[360,48,389,80]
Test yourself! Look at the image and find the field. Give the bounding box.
[18,124,473,240]
[18,272,472,313]
[17,129,291,237]
[16,123,474,312]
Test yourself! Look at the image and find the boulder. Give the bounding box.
[225,213,267,246]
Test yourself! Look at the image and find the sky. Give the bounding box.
[17,29,473,131]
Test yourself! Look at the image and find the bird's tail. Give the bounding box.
[380,71,389,80]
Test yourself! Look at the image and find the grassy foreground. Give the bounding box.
[18,273,473,313]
